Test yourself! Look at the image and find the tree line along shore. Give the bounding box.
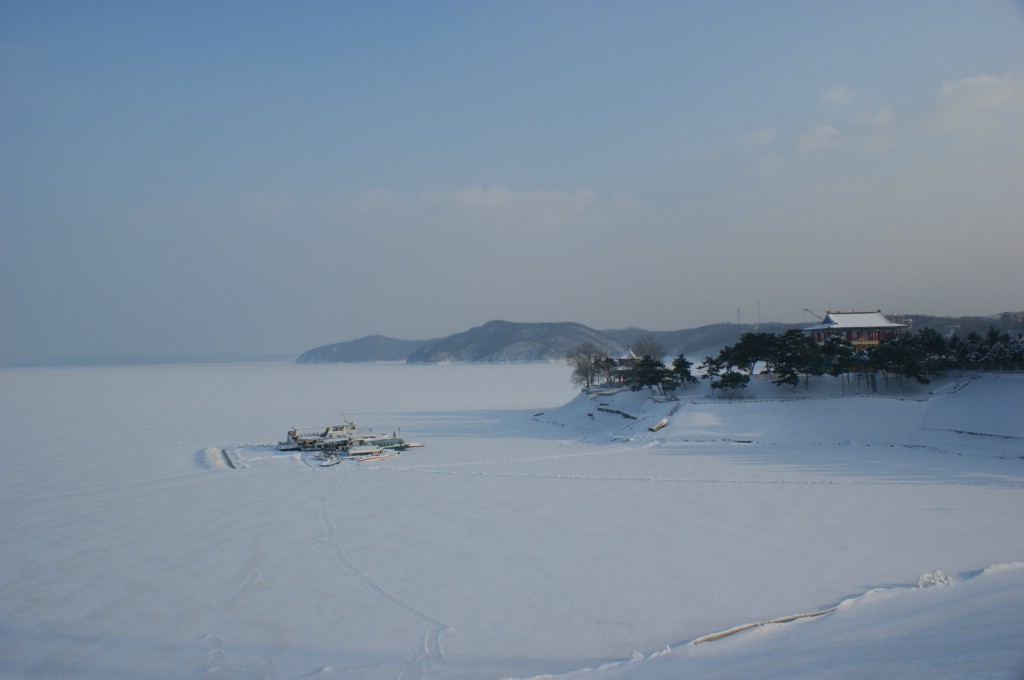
[567,326,1024,396]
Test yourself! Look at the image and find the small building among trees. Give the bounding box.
[612,346,640,384]
[803,310,908,349]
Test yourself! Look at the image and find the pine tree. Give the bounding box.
[699,355,725,395]
[671,354,700,390]
[728,332,777,375]
[914,327,948,373]
[631,355,669,392]
[711,370,750,395]
[769,329,813,390]
[870,335,928,389]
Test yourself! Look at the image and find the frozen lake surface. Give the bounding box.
[1,362,1022,679]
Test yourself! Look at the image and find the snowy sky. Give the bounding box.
[3,1,1023,363]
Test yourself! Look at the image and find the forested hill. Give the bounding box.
[406,320,622,363]
[295,314,1018,364]
[296,320,794,364]
[600,322,800,359]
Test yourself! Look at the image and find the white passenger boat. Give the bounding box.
[277,419,359,451]
[279,418,422,461]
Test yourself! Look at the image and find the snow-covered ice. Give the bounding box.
[1,362,1022,679]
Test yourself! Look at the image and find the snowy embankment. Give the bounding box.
[1,364,1022,679]
[534,562,1024,680]
[519,372,1024,679]
[540,371,1024,449]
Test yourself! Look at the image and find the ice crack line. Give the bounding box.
[318,507,450,677]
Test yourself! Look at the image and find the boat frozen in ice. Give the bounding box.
[315,440,398,465]
[277,419,359,451]
[278,418,421,462]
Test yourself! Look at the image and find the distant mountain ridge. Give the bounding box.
[296,320,793,364]
[296,313,1019,364]
[297,335,431,364]
[406,320,622,363]
[599,322,800,359]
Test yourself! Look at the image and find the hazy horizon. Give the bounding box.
[4,309,1015,368]
[3,2,1023,365]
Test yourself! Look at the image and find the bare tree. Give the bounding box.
[633,334,665,361]
[597,356,619,386]
[566,342,605,392]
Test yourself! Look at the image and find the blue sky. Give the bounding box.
[2,1,1023,363]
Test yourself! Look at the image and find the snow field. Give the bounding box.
[1,363,1022,679]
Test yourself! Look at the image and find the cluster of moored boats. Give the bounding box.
[277,417,422,466]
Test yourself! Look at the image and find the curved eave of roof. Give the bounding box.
[803,311,908,332]
[803,324,908,331]
[804,321,909,331]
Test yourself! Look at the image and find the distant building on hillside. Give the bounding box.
[612,346,641,383]
[803,310,909,349]
[999,311,1024,329]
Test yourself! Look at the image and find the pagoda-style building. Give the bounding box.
[612,346,641,384]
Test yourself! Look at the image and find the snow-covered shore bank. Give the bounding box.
[538,371,1024,454]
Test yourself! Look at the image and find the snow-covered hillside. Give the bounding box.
[1,364,1021,679]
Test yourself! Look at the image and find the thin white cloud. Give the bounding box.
[419,186,599,230]
[856,106,894,126]
[854,107,895,153]
[930,73,1024,135]
[436,186,594,212]
[318,186,636,241]
[821,86,853,106]
[796,124,847,153]
[758,154,785,174]
[349,188,394,212]
[739,128,778,147]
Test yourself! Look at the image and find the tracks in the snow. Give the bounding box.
[314,485,450,679]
